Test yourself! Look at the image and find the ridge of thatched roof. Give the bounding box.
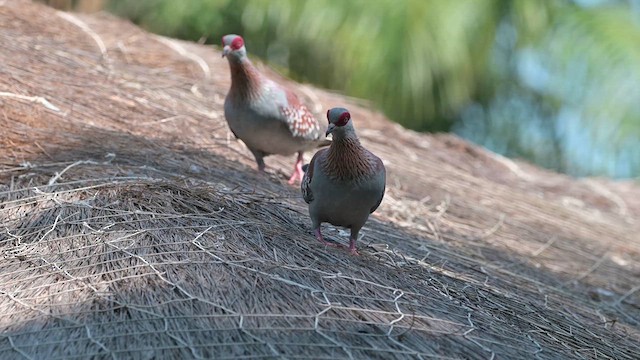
[1,1,639,359]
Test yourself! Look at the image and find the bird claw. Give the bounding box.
[287,152,305,185]
[313,228,348,250]
[287,173,300,185]
[287,167,305,184]
[320,240,358,255]
[318,239,343,248]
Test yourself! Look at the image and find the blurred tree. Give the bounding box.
[455,1,640,177]
[105,0,517,131]
[42,0,640,178]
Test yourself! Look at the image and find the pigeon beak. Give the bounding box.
[222,45,230,58]
[325,124,336,137]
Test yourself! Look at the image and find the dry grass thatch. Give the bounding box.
[1,1,640,359]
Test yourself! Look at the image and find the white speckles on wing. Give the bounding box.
[258,80,323,140]
[281,106,321,139]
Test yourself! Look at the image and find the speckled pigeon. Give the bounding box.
[301,107,386,255]
[221,34,330,184]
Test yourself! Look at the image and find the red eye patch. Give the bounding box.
[336,111,350,126]
[231,36,244,50]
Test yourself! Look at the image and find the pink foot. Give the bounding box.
[314,228,343,248]
[287,167,304,184]
[348,238,359,256]
[287,152,305,185]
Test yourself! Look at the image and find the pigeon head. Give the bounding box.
[221,34,246,60]
[325,107,353,137]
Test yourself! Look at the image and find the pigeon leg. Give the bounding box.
[250,149,266,172]
[287,152,305,184]
[348,237,360,256]
[314,228,343,248]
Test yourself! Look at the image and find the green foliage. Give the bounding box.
[106,0,640,178]
[109,0,503,130]
[455,3,640,178]
[281,0,506,131]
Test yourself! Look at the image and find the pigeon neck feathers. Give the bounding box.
[228,57,263,100]
[324,128,376,181]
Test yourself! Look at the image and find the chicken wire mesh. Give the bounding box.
[2,173,636,360]
[1,1,639,359]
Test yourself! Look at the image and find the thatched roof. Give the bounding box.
[1,1,639,358]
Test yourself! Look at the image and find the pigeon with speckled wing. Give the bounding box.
[301,107,386,255]
[221,34,329,184]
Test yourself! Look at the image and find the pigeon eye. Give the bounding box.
[336,112,350,126]
[231,36,244,50]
